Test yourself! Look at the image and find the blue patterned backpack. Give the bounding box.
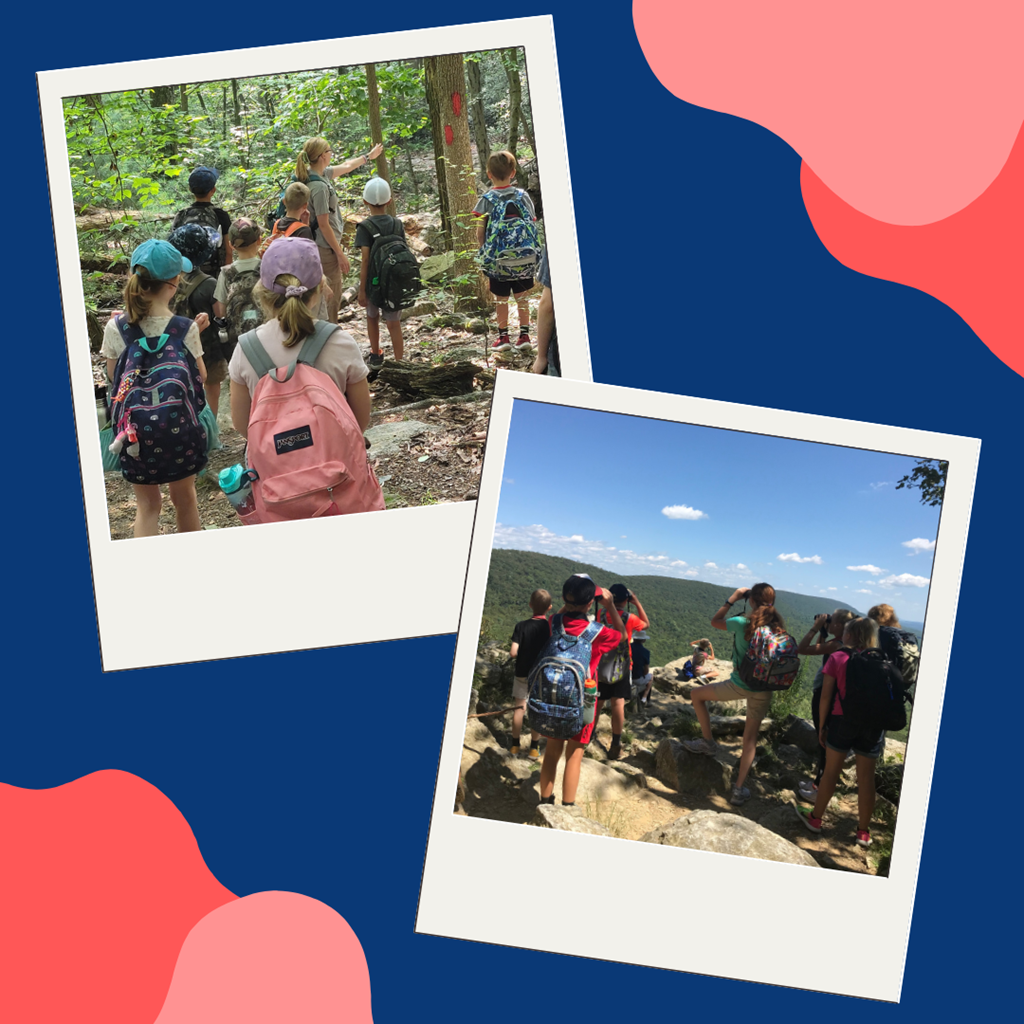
[526,615,603,738]
[478,188,539,281]
[108,315,208,484]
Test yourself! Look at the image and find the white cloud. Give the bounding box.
[855,588,874,594]
[778,552,823,564]
[569,535,584,542]
[880,573,930,589]
[869,481,890,491]
[902,538,935,556]
[662,504,708,521]
[736,563,748,570]
[705,561,718,568]
[847,564,885,575]
[621,535,627,539]
[827,587,837,591]
[670,559,688,568]
[684,569,699,577]
[503,477,514,484]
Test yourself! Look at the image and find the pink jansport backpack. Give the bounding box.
[239,323,385,522]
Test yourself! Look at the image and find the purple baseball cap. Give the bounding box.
[259,236,323,297]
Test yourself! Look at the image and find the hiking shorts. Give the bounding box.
[487,275,533,298]
[512,676,530,703]
[597,676,632,701]
[366,300,400,323]
[205,357,229,387]
[825,716,883,758]
[692,679,773,726]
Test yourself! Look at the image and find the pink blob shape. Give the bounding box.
[802,121,1023,377]
[154,891,374,1023]
[0,771,238,1023]
[633,0,1024,224]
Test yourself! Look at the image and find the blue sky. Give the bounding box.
[494,400,944,621]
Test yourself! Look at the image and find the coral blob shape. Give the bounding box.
[153,890,374,1023]
[0,770,237,1023]
[802,120,1023,377]
[633,0,1024,224]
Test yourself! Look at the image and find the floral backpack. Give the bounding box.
[738,626,801,691]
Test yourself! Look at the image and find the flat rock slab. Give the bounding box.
[521,754,643,807]
[364,420,440,457]
[655,738,733,797]
[530,804,613,835]
[640,809,819,867]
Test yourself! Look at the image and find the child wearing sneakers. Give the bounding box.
[356,177,406,369]
[509,589,552,758]
[795,616,885,849]
[474,151,538,354]
[537,575,624,807]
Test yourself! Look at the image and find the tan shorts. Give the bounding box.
[205,357,229,387]
[512,676,530,703]
[692,678,772,725]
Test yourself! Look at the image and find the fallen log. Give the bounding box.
[376,359,479,399]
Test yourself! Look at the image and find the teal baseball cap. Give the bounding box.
[130,239,192,280]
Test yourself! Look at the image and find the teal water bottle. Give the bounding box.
[218,465,259,521]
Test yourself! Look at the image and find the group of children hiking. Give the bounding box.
[99,140,548,536]
[507,574,919,851]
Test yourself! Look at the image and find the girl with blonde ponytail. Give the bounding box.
[294,136,384,323]
[229,236,371,438]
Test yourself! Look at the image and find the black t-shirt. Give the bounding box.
[354,214,405,249]
[631,642,651,679]
[511,616,551,677]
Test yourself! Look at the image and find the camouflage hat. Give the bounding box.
[229,217,262,247]
[167,223,220,266]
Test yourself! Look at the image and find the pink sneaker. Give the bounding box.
[856,830,873,848]
[795,803,822,833]
[515,332,532,349]
[492,335,511,352]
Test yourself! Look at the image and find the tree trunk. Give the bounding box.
[179,84,188,115]
[365,63,396,217]
[465,57,490,185]
[503,49,522,156]
[149,86,177,157]
[231,79,241,126]
[222,85,228,141]
[423,57,451,245]
[423,53,488,311]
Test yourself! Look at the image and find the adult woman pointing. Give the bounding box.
[295,137,384,323]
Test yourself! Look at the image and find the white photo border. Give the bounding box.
[417,370,980,1002]
[38,17,590,671]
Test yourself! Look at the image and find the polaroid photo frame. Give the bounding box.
[418,370,980,1001]
[38,17,590,671]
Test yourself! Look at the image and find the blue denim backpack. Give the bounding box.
[108,315,208,484]
[478,188,538,281]
[526,615,603,739]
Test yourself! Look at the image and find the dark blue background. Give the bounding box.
[7,3,1015,1017]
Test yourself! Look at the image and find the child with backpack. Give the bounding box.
[508,588,553,758]
[261,182,315,256]
[474,151,538,353]
[795,608,857,804]
[868,604,921,694]
[167,222,230,421]
[795,616,907,848]
[356,177,418,369]
[100,239,209,537]
[534,574,624,807]
[214,219,265,375]
[595,584,650,759]
[684,584,796,807]
[227,236,383,521]
[170,166,232,277]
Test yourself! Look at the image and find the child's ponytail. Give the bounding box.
[295,138,329,184]
[254,276,321,349]
[123,266,169,324]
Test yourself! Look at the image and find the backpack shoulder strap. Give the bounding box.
[296,320,340,367]
[165,315,193,342]
[583,620,604,644]
[239,329,277,380]
[115,314,144,347]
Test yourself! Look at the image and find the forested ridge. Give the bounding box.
[483,548,860,666]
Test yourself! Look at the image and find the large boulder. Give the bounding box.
[530,805,613,835]
[520,754,643,807]
[364,420,441,457]
[654,738,733,797]
[780,715,819,758]
[640,810,819,867]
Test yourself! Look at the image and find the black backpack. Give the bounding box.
[363,216,422,311]
[878,626,921,689]
[836,647,912,733]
